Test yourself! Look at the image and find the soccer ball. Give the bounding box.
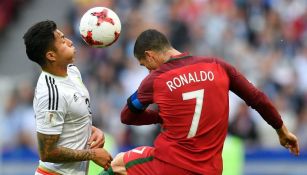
[79,7,121,48]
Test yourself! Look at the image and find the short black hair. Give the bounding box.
[133,29,171,60]
[23,20,57,66]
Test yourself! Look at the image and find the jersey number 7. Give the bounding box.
[182,89,204,138]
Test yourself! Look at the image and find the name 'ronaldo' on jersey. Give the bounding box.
[166,70,215,92]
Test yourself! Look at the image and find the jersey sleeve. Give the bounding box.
[34,85,67,135]
[217,58,283,129]
[127,90,149,113]
[121,73,163,125]
[126,73,155,112]
[121,104,162,125]
[136,74,155,105]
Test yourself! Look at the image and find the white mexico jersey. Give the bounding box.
[34,65,92,175]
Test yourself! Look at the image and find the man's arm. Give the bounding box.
[37,132,112,169]
[121,104,162,125]
[219,59,283,129]
[218,59,300,155]
[120,89,162,125]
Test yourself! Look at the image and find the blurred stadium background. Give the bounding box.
[0,0,307,174]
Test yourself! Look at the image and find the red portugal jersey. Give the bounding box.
[131,53,282,174]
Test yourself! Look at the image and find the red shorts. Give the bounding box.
[123,146,196,175]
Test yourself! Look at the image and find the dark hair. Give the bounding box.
[23,20,57,66]
[133,29,171,60]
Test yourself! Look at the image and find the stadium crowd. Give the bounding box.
[0,0,30,33]
[1,0,307,162]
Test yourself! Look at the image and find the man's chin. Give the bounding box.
[65,59,74,67]
[70,55,75,62]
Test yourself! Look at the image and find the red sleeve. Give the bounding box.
[121,105,162,125]
[218,59,283,129]
[137,73,155,105]
[120,72,161,125]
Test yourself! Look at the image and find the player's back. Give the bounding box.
[150,54,230,174]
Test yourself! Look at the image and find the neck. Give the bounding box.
[164,48,182,62]
[42,64,68,77]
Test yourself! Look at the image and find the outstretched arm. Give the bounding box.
[218,58,299,155]
[220,59,283,129]
[276,124,300,156]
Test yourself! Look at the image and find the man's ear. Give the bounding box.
[46,51,56,62]
[144,50,154,61]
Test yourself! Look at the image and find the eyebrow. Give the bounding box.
[56,31,64,38]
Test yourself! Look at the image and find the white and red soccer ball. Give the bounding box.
[79,7,121,48]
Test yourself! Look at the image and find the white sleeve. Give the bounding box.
[35,88,67,135]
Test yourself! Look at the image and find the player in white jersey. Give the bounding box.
[23,20,112,175]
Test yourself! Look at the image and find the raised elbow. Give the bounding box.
[39,152,50,162]
[121,110,132,124]
[121,105,135,124]
[39,150,56,162]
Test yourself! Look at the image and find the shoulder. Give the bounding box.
[190,55,222,65]
[140,71,159,86]
[35,73,52,96]
[189,56,236,71]
[67,64,82,78]
[35,73,67,110]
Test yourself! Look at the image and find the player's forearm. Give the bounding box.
[121,105,162,125]
[40,146,95,163]
[234,81,283,129]
[37,132,98,163]
[251,93,283,129]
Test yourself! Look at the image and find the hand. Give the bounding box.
[91,148,113,170]
[88,126,105,149]
[276,124,300,156]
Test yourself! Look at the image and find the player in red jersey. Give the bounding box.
[100,29,300,175]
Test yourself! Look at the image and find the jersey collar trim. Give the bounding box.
[165,52,191,63]
[42,70,68,80]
